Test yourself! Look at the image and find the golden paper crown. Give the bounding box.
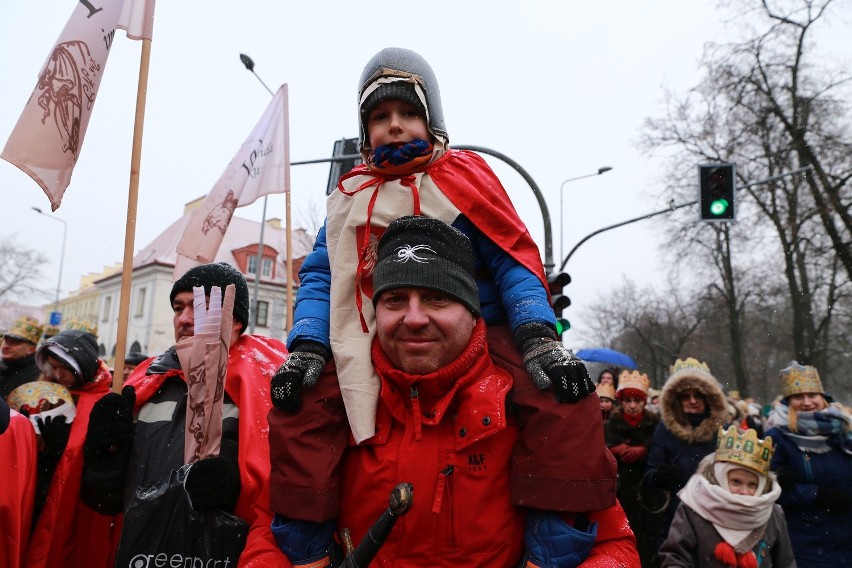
[779,360,823,398]
[669,357,711,377]
[715,426,774,476]
[42,325,61,340]
[595,383,616,401]
[617,370,650,396]
[4,316,43,345]
[64,318,99,337]
[7,381,74,415]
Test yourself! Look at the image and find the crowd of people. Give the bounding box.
[594,360,851,567]
[2,45,851,568]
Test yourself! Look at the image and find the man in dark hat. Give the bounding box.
[121,351,148,384]
[1,316,44,401]
[269,218,639,567]
[81,262,291,565]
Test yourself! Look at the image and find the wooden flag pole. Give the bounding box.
[283,85,293,333]
[112,38,153,393]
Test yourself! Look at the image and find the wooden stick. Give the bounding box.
[283,85,293,333]
[112,38,152,393]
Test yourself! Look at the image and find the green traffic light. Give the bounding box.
[710,198,729,216]
[555,318,570,335]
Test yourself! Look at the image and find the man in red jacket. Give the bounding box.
[270,217,638,567]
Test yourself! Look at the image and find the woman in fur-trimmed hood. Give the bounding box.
[643,358,727,553]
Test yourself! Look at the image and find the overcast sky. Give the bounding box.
[1,1,848,346]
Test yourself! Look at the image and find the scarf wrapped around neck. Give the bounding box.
[767,403,852,455]
[369,139,434,176]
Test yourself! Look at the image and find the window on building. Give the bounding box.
[262,257,273,278]
[247,255,258,275]
[102,297,112,322]
[135,287,146,316]
[256,300,269,327]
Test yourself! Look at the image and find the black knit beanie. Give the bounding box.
[361,81,426,124]
[372,216,480,315]
[170,262,250,333]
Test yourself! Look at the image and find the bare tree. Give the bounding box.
[0,236,50,302]
[640,0,851,390]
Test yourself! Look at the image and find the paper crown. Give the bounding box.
[3,316,43,345]
[7,381,75,416]
[779,360,823,398]
[669,357,711,377]
[42,325,61,340]
[596,383,616,401]
[64,318,99,337]
[617,370,650,396]
[715,426,774,476]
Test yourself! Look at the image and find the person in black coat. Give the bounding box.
[0,316,44,401]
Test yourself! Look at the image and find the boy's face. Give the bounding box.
[367,99,429,149]
[599,398,613,413]
[726,467,759,496]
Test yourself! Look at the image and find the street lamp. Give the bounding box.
[559,166,613,263]
[239,53,275,335]
[32,207,68,320]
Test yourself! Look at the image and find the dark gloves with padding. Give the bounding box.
[513,322,594,403]
[81,386,136,514]
[36,415,71,459]
[270,341,331,413]
[185,455,241,512]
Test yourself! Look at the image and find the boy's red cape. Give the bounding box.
[127,334,292,568]
[428,149,550,290]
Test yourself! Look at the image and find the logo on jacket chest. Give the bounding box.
[468,453,487,472]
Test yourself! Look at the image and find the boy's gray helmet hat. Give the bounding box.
[358,47,447,151]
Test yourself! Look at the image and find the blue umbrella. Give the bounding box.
[575,348,637,369]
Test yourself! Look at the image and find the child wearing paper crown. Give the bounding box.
[658,427,795,568]
[267,47,616,564]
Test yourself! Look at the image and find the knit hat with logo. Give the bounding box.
[372,216,479,316]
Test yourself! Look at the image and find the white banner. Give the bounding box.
[175,84,290,272]
[1,0,156,211]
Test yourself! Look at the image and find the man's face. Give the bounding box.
[375,287,475,375]
[172,290,243,346]
[621,396,646,417]
[44,355,77,388]
[1,336,36,362]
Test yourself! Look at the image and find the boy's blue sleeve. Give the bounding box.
[287,222,331,350]
[454,217,555,332]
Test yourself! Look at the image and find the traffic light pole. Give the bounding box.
[560,165,813,270]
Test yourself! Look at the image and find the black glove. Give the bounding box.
[85,385,136,461]
[513,322,594,403]
[185,456,241,512]
[270,341,331,413]
[814,487,852,513]
[36,414,71,459]
[653,465,687,491]
[774,467,795,493]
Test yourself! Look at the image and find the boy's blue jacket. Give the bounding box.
[288,149,556,349]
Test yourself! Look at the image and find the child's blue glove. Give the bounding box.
[524,510,597,568]
[513,322,594,403]
[271,514,337,566]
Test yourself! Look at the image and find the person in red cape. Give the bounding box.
[267,47,614,566]
[81,263,292,568]
[22,328,121,568]
[0,397,37,568]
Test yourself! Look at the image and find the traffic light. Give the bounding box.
[699,163,736,221]
[547,272,572,338]
[326,137,362,195]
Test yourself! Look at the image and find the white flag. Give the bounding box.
[175,84,290,272]
[1,0,156,211]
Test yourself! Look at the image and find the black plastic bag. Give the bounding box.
[115,464,248,568]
